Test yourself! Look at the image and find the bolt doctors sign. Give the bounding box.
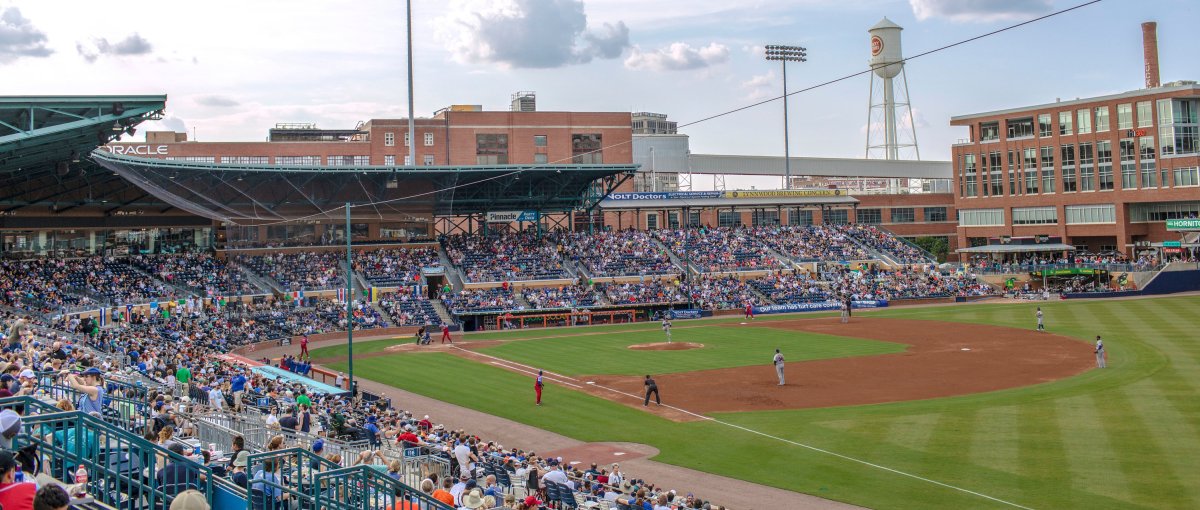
[108,144,169,155]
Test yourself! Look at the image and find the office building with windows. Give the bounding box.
[950,81,1200,256]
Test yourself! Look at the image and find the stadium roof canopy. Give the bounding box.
[0,95,168,213]
[92,149,636,223]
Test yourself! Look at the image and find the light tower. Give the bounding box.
[865,17,920,193]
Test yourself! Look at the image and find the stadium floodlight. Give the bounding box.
[763,44,807,189]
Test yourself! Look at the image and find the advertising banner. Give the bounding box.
[605,191,723,200]
[486,210,539,223]
[669,309,704,319]
[725,189,844,198]
[1166,218,1200,231]
[752,300,888,315]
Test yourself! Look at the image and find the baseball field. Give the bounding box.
[313,295,1200,510]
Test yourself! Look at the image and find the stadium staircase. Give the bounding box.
[431,299,456,325]
[127,262,199,298]
[762,246,800,269]
[234,262,282,294]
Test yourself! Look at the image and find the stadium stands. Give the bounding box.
[443,232,567,283]
[130,253,258,296]
[356,247,441,287]
[521,284,600,309]
[563,230,677,277]
[651,227,784,272]
[238,251,345,291]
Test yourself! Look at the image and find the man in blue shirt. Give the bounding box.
[230,370,247,412]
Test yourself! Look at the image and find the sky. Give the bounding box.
[1,0,1197,170]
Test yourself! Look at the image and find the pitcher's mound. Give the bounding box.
[628,342,703,351]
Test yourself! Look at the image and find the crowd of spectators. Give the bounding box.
[238,251,345,291]
[356,247,441,287]
[596,278,686,306]
[0,258,98,313]
[823,265,993,301]
[681,277,757,311]
[756,225,871,262]
[651,228,782,272]
[378,288,442,327]
[836,224,930,264]
[441,287,520,314]
[130,253,258,296]
[747,271,829,303]
[521,285,598,309]
[443,233,567,283]
[562,230,677,277]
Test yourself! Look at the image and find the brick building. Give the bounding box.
[950,82,1200,257]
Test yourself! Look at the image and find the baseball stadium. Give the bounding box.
[2,8,1200,510]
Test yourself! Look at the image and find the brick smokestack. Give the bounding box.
[1142,22,1160,88]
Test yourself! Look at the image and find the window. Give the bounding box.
[1040,146,1055,193]
[1024,148,1039,194]
[988,152,1003,196]
[1117,103,1133,130]
[891,208,915,223]
[384,155,395,166]
[1159,99,1200,156]
[1173,167,1199,187]
[824,209,849,225]
[403,155,412,166]
[962,153,977,197]
[924,207,948,222]
[1007,150,1018,196]
[1097,140,1114,190]
[959,208,1004,227]
[979,122,999,142]
[476,134,509,165]
[752,210,780,227]
[404,132,411,147]
[424,132,434,146]
[1078,142,1095,192]
[1077,109,1091,134]
[1140,136,1157,188]
[1058,111,1073,135]
[163,156,215,163]
[1038,114,1053,137]
[423,155,435,166]
[1006,118,1034,139]
[1012,206,1058,225]
[326,155,371,166]
[1137,101,1153,128]
[717,211,740,228]
[857,208,882,225]
[1066,204,1115,224]
[1095,106,1110,132]
[789,209,813,226]
[533,153,548,164]
[1129,201,1200,222]
[688,211,702,227]
[1119,138,1137,189]
[222,156,269,164]
[384,132,395,147]
[533,135,547,147]
[571,134,603,164]
[1061,144,1076,192]
[275,156,321,166]
[667,212,680,229]
[646,213,658,230]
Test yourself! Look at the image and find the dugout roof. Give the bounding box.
[91,149,637,223]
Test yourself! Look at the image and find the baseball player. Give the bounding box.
[661,316,672,343]
[744,302,755,320]
[773,348,785,385]
[840,300,849,323]
[1035,307,1045,332]
[440,323,453,344]
[299,334,309,358]
[535,370,544,405]
[643,375,660,406]
[1094,336,1106,368]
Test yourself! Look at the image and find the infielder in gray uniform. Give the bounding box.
[1095,335,1106,368]
[773,349,785,385]
[1036,307,1045,331]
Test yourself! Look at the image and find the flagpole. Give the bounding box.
[345,202,354,396]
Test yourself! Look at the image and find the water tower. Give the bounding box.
[865,18,921,191]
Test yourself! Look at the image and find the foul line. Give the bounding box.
[453,345,1036,510]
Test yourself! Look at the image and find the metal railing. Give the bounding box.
[967,262,1165,275]
[3,396,214,510]
[246,448,340,509]
[314,465,453,510]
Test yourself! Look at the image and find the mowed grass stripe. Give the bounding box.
[1122,378,1200,507]
[883,413,941,452]
[1014,403,1070,504]
[1101,386,1192,509]
[1055,394,1133,505]
[968,406,1019,475]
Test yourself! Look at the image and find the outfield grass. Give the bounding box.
[328,296,1200,510]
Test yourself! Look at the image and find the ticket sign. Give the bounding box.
[1166,218,1200,231]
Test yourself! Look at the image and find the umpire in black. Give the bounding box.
[643,375,660,406]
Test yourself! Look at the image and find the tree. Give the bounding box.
[912,236,950,263]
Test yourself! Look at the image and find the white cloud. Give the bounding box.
[909,0,1053,22]
[437,0,629,68]
[77,33,154,63]
[740,70,776,100]
[624,42,729,72]
[0,6,52,63]
[743,44,766,58]
[194,95,240,108]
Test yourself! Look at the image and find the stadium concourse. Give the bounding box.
[0,223,1000,509]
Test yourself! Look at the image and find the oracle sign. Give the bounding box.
[109,144,169,155]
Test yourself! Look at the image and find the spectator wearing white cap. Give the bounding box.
[0,409,20,450]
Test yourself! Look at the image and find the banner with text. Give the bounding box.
[605,191,723,200]
[669,309,705,320]
[486,210,539,223]
[726,189,844,198]
[1166,218,1200,231]
[752,299,888,315]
